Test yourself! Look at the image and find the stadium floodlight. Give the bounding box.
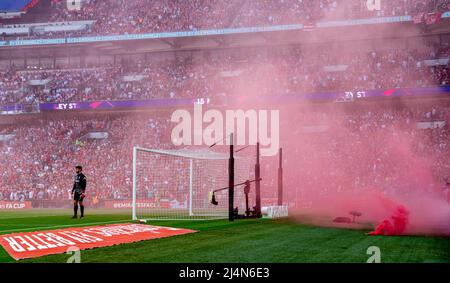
[132,146,254,221]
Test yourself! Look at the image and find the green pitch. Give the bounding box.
[0,209,449,263]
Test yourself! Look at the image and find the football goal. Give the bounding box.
[132,146,254,220]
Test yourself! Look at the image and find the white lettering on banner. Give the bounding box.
[37,233,65,248]
[15,236,37,251]
[3,227,150,253]
[266,206,289,219]
[3,237,26,253]
[113,202,131,208]
[23,235,46,250]
[3,203,22,209]
[57,103,78,110]
[59,233,92,244]
[59,231,103,243]
[33,234,57,249]
[46,233,77,246]
[110,201,169,208]
[0,201,31,210]
[86,227,135,237]
[84,224,166,237]
[0,224,197,260]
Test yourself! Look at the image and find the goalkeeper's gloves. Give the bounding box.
[81,193,86,199]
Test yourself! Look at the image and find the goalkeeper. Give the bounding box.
[72,165,87,219]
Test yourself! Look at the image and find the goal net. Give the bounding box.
[132,146,255,220]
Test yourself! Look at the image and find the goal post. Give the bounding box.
[132,146,137,221]
[132,146,254,220]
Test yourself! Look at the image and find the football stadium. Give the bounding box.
[0,0,450,272]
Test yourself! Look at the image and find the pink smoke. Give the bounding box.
[278,103,450,236]
[369,204,409,236]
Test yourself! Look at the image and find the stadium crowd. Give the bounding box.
[0,43,449,106]
[0,113,172,203]
[1,101,450,206]
[265,102,450,207]
[0,2,449,208]
[0,0,449,40]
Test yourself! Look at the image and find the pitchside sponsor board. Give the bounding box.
[104,200,171,209]
[3,86,450,114]
[0,223,197,260]
[0,201,32,210]
[265,206,289,219]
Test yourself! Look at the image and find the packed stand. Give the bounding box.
[0,43,449,106]
[1,101,450,206]
[0,113,173,203]
[1,0,449,40]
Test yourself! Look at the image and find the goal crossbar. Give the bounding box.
[132,146,253,221]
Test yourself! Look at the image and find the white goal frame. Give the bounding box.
[132,146,251,221]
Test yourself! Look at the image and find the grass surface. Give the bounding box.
[0,209,449,263]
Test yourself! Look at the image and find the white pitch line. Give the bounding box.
[0,219,132,234]
[0,213,127,220]
[0,214,69,220]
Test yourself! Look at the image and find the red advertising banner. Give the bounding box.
[0,201,32,210]
[0,223,197,260]
[104,200,171,209]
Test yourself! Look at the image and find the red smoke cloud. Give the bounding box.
[369,204,409,236]
[278,103,450,236]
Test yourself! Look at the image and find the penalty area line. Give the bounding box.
[0,219,132,234]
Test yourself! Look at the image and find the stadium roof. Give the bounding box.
[0,0,35,12]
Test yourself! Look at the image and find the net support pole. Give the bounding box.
[278,148,283,206]
[132,146,137,220]
[255,142,261,217]
[189,158,193,216]
[228,133,234,222]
